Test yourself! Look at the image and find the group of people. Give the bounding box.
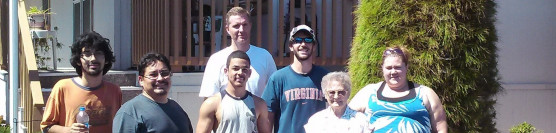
[39,6,447,133]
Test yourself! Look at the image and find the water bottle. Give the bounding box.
[76,106,89,133]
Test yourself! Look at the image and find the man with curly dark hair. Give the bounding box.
[41,31,122,133]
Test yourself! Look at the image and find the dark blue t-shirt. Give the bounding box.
[112,94,193,133]
[262,65,329,133]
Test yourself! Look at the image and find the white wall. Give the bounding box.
[496,84,556,132]
[93,1,115,63]
[167,89,203,132]
[50,0,74,69]
[495,0,556,132]
[168,73,204,131]
[497,0,556,84]
[50,0,132,70]
[94,0,132,70]
[0,70,7,120]
[114,0,132,70]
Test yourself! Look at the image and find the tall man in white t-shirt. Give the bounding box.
[199,7,276,98]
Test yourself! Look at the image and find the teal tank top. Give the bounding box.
[367,81,431,133]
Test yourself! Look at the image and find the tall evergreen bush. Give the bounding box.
[348,0,500,132]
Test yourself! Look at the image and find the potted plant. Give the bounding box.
[510,122,543,133]
[27,6,52,30]
[33,27,64,70]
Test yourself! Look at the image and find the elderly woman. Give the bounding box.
[349,46,448,133]
[304,72,372,133]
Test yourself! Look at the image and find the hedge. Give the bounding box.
[348,0,500,132]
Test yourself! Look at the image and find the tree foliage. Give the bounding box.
[348,0,500,132]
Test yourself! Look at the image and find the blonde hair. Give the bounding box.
[226,7,250,26]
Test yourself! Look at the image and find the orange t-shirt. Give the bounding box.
[40,78,122,133]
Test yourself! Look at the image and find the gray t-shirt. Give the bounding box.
[216,91,258,133]
[112,94,193,133]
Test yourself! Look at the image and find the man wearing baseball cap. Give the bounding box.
[261,24,329,133]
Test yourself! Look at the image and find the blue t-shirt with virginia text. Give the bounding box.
[262,65,329,133]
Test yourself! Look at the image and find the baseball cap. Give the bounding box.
[289,24,318,44]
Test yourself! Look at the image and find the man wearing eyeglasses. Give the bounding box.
[113,53,193,133]
[261,25,329,133]
[41,32,122,133]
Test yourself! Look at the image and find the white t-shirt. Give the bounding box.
[199,45,277,97]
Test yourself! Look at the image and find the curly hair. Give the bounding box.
[70,31,115,77]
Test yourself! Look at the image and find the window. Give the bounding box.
[73,0,92,40]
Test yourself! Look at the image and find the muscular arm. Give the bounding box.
[424,87,448,133]
[254,97,272,133]
[196,96,220,133]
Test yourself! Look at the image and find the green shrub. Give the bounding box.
[0,125,9,133]
[349,0,500,132]
[510,122,541,133]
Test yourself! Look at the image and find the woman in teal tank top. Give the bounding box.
[349,46,448,133]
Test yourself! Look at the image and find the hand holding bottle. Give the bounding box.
[73,106,89,133]
[69,123,88,133]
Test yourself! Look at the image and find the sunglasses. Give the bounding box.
[382,48,404,57]
[293,37,314,43]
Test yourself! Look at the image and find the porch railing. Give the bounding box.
[132,0,357,72]
[1,0,7,69]
[17,1,45,132]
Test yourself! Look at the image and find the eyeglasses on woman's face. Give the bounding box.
[327,90,348,97]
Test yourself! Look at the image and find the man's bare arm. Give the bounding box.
[196,96,219,133]
[254,97,271,133]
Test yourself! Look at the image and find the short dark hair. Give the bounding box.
[137,52,171,76]
[226,50,251,68]
[70,31,115,77]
